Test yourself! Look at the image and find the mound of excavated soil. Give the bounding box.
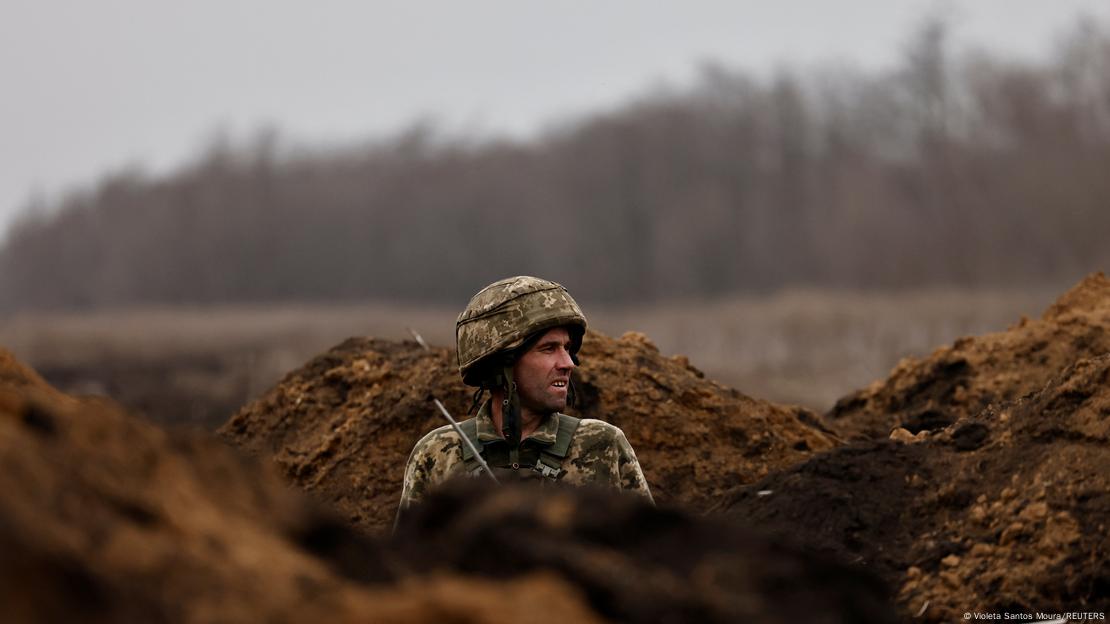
[720,352,1110,622]
[220,330,838,533]
[3,348,894,623]
[827,272,1110,440]
[384,479,896,624]
[0,348,605,624]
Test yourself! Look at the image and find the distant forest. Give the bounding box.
[3,20,1109,310]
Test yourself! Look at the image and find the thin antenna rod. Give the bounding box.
[434,398,499,484]
[407,327,429,351]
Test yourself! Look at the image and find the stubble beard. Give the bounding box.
[519,382,566,417]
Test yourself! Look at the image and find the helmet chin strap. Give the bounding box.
[499,363,521,448]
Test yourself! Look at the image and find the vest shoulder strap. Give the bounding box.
[536,414,581,476]
[457,417,481,461]
[548,413,581,458]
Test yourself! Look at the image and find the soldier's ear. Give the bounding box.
[568,327,584,366]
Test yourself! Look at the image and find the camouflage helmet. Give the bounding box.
[456,276,587,386]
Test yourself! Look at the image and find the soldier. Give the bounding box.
[396,276,653,521]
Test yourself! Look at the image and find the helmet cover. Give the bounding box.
[456,276,587,386]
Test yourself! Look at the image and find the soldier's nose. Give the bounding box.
[557,348,575,369]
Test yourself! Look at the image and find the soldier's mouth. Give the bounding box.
[551,380,568,388]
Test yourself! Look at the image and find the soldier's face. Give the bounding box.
[513,327,576,415]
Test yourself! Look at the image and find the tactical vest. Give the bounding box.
[458,413,581,480]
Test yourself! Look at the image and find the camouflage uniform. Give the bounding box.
[396,275,653,522]
[397,400,654,514]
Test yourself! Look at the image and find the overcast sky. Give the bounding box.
[2,0,1108,237]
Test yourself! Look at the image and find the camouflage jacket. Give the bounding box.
[397,401,653,518]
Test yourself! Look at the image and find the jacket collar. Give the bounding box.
[474,399,560,445]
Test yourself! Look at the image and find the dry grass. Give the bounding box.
[591,288,1056,408]
[0,288,1056,427]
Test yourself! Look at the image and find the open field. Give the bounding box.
[0,287,1057,429]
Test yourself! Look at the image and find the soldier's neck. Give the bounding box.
[489,389,547,441]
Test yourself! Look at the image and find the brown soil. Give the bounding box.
[219,330,839,533]
[0,347,605,624]
[2,347,366,622]
[1,348,893,623]
[720,276,1110,621]
[721,356,1110,620]
[826,272,1110,440]
[384,479,896,624]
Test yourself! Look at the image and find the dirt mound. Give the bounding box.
[720,353,1110,621]
[384,479,895,624]
[2,348,893,623]
[1,347,371,622]
[220,330,839,533]
[827,272,1110,440]
[1,348,72,405]
[0,348,604,624]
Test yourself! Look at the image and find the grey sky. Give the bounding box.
[2,0,1107,237]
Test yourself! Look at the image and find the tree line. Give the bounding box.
[3,19,1109,310]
